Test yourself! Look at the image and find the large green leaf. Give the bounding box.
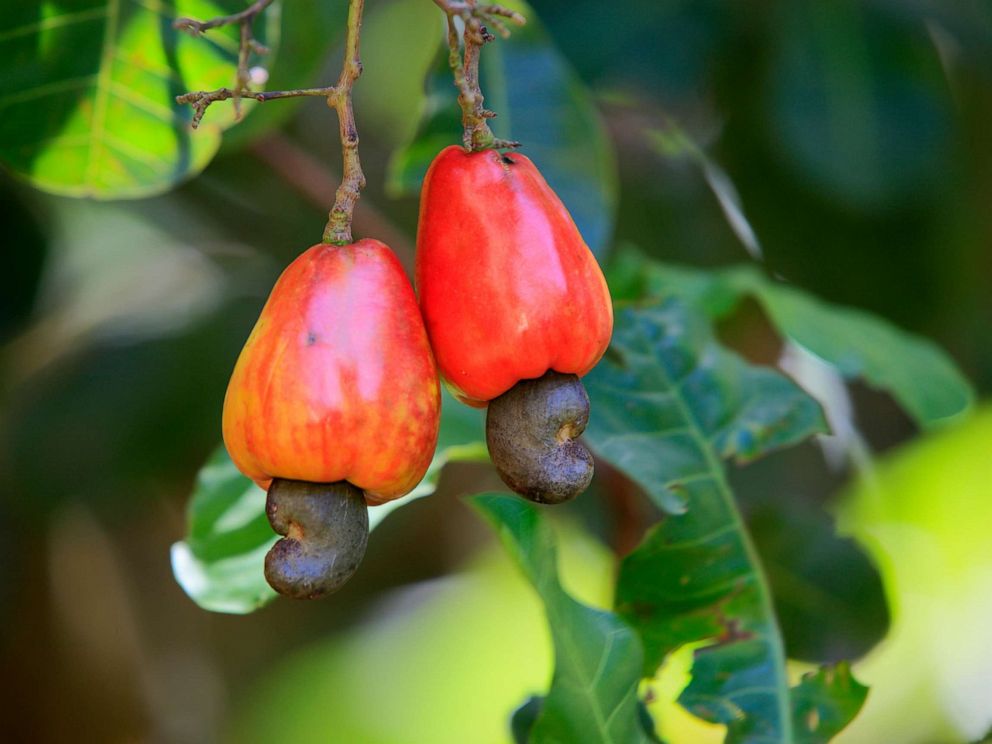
[586,300,826,516]
[386,0,617,256]
[584,300,853,742]
[608,249,975,428]
[0,0,278,198]
[471,493,647,744]
[171,388,487,614]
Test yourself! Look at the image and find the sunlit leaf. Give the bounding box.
[472,493,647,744]
[584,300,844,742]
[836,406,992,744]
[0,0,278,198]
[387,0,617,256]
[170,447,277,614]
[171,389,487,614]
[609,249,976,428]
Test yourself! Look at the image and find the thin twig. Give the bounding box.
[176,87,339,129]
[173,0,276,35]
[432,0,525,151]
[174,0,276,125]
[177,0,368,245]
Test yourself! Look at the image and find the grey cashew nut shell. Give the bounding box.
[486,371,594,505]
[264,478,369,599]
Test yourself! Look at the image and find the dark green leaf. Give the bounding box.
[586,300,826,515]
[386,0,617,256]
[0,0,278,198]
[744,493,889,662]
[613,250,975,428]
[584,300,829,742]
[791,663,868,744]
[471,493,647,744]
[0,180,46,341]
[636,701,664,744]
[511,695,543,744]
[171,389,487,614]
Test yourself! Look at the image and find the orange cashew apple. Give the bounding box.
[222,239,440,598]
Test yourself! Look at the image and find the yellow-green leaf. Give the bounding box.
[0,0,278,198]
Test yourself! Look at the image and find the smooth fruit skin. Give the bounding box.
[416,146,613,406]
[222,240,440,505]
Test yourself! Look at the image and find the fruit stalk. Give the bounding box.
[323,0,367,244]
[432,0,524,151]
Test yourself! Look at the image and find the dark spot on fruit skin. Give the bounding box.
[264,479,369,599]
[306,332,317,346]
[486,371,593,505]
[501,154,516,165]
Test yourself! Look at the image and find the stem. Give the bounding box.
[250,134,416,271]
[322,0,367,245]
[176,87,339,129]
[432,1,524,151]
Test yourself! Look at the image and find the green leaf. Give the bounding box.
[791,663,868,744]
[511,695,544,744]
[386,0,617,256]
[611,250,975,428]
[586,300,826,516]
[471,493,647,744]
[0,0,278,198]
[171,389,487,614]
[584,300,831,742]
[512,696,663,744]
[170,447,277,614]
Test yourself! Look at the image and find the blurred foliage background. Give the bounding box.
[1,0,990,741]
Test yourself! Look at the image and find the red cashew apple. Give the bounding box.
[416,146,613,504]
[416,146,613,407]
[223,239,440,598]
